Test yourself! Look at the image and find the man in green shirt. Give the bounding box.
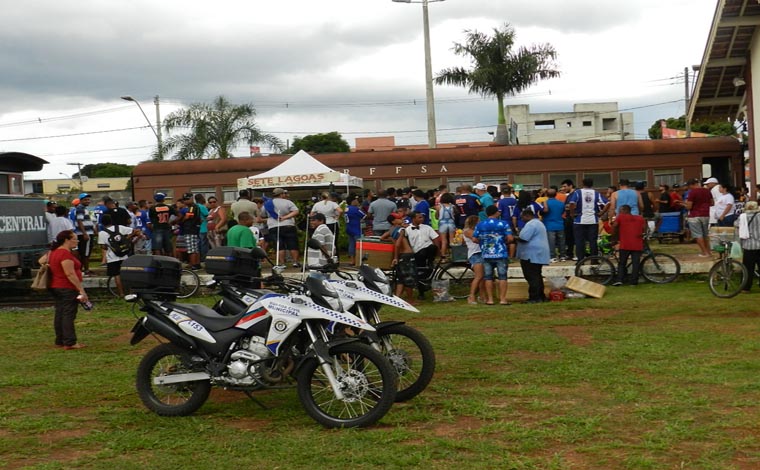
[226,212,256,248]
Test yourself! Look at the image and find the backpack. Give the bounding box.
[104,225,131,257]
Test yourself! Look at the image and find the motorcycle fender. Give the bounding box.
[130,318,151,346]
[139,314,199,351]
[373,320,406,334]
[330,281,420,313]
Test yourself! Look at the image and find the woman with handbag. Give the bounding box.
[48,230,89,350]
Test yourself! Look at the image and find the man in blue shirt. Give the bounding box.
[517,210,551,303]
[567,178,608,261]
[541,188,566,261]
[412,190,431,225]
[473,205,514,305]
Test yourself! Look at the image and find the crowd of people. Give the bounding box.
[41,178,760,350]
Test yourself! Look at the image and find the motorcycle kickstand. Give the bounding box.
[243,390,269,410]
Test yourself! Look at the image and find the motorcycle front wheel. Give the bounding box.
[135,343,211,416]
[378,323,435,402]
[296,342,396,428]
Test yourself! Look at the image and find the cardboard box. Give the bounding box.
[565,276,606,299]
[355,238,395,269]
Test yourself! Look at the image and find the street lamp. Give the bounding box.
[392,0,443,149]
[121,95,163,159]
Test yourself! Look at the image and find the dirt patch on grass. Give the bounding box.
[554,309,619,320]
[554,325,593,346]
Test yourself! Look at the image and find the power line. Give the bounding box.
[0,125,149,143]
[38,144,155,157]
[0,105,134,129]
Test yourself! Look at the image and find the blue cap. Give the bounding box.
[78,193,91,199]
[154,192,166,202]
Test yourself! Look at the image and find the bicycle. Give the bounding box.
[108,268,200,299]
[707,238,748,298]
[575,235,681,285]
[381,255,473,300]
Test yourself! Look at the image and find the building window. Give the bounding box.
[653,169,683,187]
[583,121,592,127]
[57,184,71,191]
[413,177,442,190]
[512,173,543,192]
[583,172,612,189]
[618,170,647,186]
[566,122,572,128]
[97,183,111,189]
[549,173,577,189]
[534,120,556,130]
[222,187,238,204]
[190,187,216,202]
[32,181,44,193]
[378,179,409,192]
[602,118,617,131]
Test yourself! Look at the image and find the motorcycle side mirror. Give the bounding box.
[272,265,286,276]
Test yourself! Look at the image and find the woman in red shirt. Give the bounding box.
[48,230,89,350]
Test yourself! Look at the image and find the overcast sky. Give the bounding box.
[0,0,718,180]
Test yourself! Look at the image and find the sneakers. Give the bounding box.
[63,343,87,350]
[292,262,302,268]
[559,256,568,262]
[550,258,559,263]
[612,281,623,286]
[190,265,203,271]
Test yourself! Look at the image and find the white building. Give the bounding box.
[504,102,634,144]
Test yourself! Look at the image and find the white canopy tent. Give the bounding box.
[237,150,363,192]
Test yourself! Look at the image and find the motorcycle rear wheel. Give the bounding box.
[136,343,211,416]
[296,342,396,428]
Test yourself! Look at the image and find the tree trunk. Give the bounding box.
[494,123,509,145]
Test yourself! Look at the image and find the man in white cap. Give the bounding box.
[704,177,722,225]
[474,183,495,220]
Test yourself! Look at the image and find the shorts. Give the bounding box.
[77,234,92,257]
[274,225,299,251]
[687,217,709,238]
[438,219,456,234]
[106,260,124,277]
[396,254,418,288]
[185,234,200,254]
[482,258,508,281]
[151,229,173,255]
[468,252,484,265]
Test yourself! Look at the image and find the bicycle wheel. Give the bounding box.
[640,253,681,284]
[574,256,615,285]
[435,263,474,299]
[177,269,200,298]
[708,260,748,298]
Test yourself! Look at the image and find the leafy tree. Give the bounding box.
[73,163,133,178]
[649,116,737,139]
[435,23,560,145]
[287,132,350,154]
[159,95,283,160]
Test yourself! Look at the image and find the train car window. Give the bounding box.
[0,175,9,194]
[653,169,683,187]
[378,178,408,191]
[512,173,542,190]
[191,187,216,201]
[9,175,21,194]
[584,172,612,189]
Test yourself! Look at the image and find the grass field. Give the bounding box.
[2,278,760,469]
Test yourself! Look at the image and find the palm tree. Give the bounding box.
[435,23,560,145]
[158,96,283,160]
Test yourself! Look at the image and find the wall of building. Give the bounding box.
[506,102,634,144]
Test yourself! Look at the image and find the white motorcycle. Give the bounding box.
[124,254,397,428]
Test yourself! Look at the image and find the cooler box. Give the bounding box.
[121,255,182,295]
[206,246,261,284]
[356,237,394,269]
[659,212,682,234]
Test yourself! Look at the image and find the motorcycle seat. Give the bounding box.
[164,302,245,332]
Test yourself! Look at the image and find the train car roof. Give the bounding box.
[0,152,48,172]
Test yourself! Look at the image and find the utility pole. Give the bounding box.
[154,95,163,159]
[685,67,691,138]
